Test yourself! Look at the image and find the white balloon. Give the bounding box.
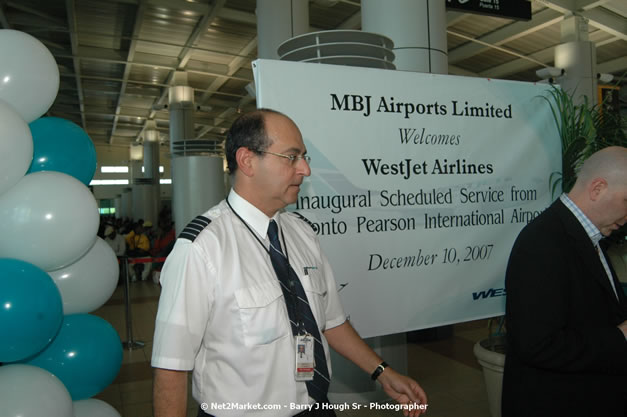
[0,171,99,270]
[49,237,119,314]
[0,30,60,122]
[73,399,121,417]
[0,364,73,417]
[0,99,32,195]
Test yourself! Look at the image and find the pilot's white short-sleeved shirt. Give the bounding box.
[152,190,346,416]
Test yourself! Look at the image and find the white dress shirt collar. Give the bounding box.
[228,189,281,239]
[560,193,619,299]
[560,193,603,246]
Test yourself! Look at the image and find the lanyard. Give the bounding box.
[226,199,305,332]
[225,198,291,262]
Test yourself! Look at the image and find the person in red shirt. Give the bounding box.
[151,217,175,275]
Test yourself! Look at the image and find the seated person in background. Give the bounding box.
[144,220,154,243]
[127,221,151,254]
[127,221,152,281]
[104,224,127,285]
[104,225,126,257]
[125,221,137,248]
[151,218,176,280]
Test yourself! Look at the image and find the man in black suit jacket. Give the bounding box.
[503,146,627,417]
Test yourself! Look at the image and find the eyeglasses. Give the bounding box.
[256,150,311,165]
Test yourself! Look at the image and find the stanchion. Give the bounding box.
[121,256,145,350]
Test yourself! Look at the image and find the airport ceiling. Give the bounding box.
[2,0,626,151]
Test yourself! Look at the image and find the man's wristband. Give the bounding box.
[370,361,388,380]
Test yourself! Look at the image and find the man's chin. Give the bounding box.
[285,188,301,204]
[601,226,617,236]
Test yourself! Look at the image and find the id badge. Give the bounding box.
[295,334,315,381]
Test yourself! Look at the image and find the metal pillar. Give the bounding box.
[121,256,145,350]
[171,155,225,235]
[169,72,225,235]
[129,144,152,222]
[120,188,132,220]
[141,122,160,225]
[555,15,597,105]
[256,0,309,59]
[129,153,143,181]
[362,0,447,74]
[127,148,143,221]
[114,195,122,219]
[132,180,159,224]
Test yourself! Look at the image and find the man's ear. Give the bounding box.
[235,147,256,177]
[588,177,608,201]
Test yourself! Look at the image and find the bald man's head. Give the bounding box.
[575,146,627,189]
[569,146,627,236]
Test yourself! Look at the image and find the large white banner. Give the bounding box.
[254,59,561,338]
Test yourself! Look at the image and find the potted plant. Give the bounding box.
[473,316,506,417]
[546,85,626,195]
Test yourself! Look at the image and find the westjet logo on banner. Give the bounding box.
[472,287,506,300]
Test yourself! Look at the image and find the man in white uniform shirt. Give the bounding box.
[152,109,427,417]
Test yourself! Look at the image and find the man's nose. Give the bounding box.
[297,158,311,176]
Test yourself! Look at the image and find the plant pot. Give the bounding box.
[473,336,506,417]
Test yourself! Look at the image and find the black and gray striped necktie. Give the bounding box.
[267,220,330,403]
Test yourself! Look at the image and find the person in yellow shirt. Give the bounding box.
[126,221,152,280]
[126,221,151,253]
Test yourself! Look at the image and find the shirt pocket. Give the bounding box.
[235,280,289,346]
[300,271,328,331]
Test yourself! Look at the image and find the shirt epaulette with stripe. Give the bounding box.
[291,211,317,233]
[178,215,211,242]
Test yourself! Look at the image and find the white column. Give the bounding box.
[362,0,447,74]
[256,0,309,59]
[142,130,160,225]
[132,182,159,224]
[172,156,225,232]
[554,15,597,105]
[114,195,122,219]
[169,72,225,235]
[129,144,150,222]
[120,188,132,220]
[143,122,160,180]
[129,145,143,183]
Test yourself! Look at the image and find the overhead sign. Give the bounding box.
[253,59,560,338]
[446,0,532,21]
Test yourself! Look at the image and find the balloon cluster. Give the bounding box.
[0,30,122,417]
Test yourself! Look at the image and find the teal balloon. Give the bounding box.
[24,314,123,400]
[27,117,97,185]
[0,258,63,362]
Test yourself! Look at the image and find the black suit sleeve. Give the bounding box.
[505,223,627,375]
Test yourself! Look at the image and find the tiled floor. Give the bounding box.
[92,279,496,417]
